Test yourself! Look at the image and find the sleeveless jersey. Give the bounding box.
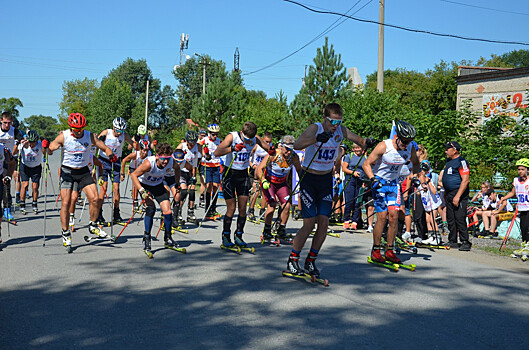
[372,139,413,181]
[302,123,343,172]
[182,142,200,172]
[87,153,95,173]
[130,150,151,170]
[513,177,529,212]
[199,136,221,167]
[62,130,92,168]
[0,126,16,153]
[225,131,256,171]
[252,145,268,166]
[265,154,294,184]
[0,144,6,172]
[21,141,42,168]
[100,129,125,159]
[139,156,174,186]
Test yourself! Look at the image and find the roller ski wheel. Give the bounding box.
[310,230,340,238]
[171,226,188,234]
[281,271,329,287]
[20,208,26,215]
[220,244,241,254]
[214,212,222,219]
[84,235,112,243]
[367,256,399,271]
[164,244,187,254]
[143,249,153,259]
[416,242,450,250]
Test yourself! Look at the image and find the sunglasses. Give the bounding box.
[210,133,218,136]
[326,117,342,126]
[282,144,294,152]
[158,156,172,161]
[115,129,125,134]
[399,138,413,145]
[242,133,252,141]
[71,127,84,133]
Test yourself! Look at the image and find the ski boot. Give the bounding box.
[97,212,106,225]
[385,246,402,264]
[234,232,247,248]
[113,209,125,225]
[304,256,320,277]
[5,208,13,221]
[142,233,153,258]
[32,201,38,214]
[89,221,108,238]
[292,208,302,220]
[512,242,529,258]
[262,224,274,241]
[15,192,20,206]
[20,203,26,215]
[276,224,288,240]
[371,246,386,263]
[287,255,304,275]
[164,234,179,248]
[187,208,197,224]
[247,209,257,223]
[62,229,72,253]
[221,232,237,251]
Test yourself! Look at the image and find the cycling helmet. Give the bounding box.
[138,139,150,150]
[173,149,185,162]
[113,117,127,130]
[68,113,87,129]
[26,130,39,142]
[395,120,416,140]
[207,123,220,133]
[185,130,198,143]
[199,129,207,136]
[137,124,147,135]
[515,158,529,168]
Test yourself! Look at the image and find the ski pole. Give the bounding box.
[112,197,147,242]
[123,173,130,199]
[43,153,48,246]
[110,164,114,239]
[194,155,236,234]
[78,196,88,223]
[46,161,56,197]
[500,206,518,251]
[270,142,325,230]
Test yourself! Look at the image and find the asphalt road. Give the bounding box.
[1,152,528,349]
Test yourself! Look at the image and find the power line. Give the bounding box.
[285,0,529,46]
[243,0,374,76]
[439,0,529,17]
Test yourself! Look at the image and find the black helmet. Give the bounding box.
[396,121,416,140]
[26,129,39,142]
[185,130,198,143]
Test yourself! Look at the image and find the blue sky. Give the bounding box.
[2,0,528,121]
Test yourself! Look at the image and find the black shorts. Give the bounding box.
[60,166,95,192]
[141,182,170,204]
[198,163,205,176]
[363,190,374,208]
[20,163,42,183]
[180,171,193,186]
[222,168,252,200]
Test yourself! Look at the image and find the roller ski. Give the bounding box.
[415,242,450,250]
[164,235,186,253]
[204,210,218,221]
[220,233,241,253]
[20,204,27,215]
[62,230,73,254]
[261,225,280,246]
[142,233,153,259]
[510,243,529,261]
[283,256,328,286]
[171,225,188,234]
[247,211,260,224]
[367,246,399,271]
[112,209,127,226]
[394,237,418,254]
[235,233,255,253]
[32,202,38,214]
[186,209,198,225]
[311,229,340,238]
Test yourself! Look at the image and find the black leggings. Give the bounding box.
[519,211,529,242]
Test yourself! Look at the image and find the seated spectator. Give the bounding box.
[480,189,513,237]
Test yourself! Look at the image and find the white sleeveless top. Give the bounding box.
[0,144,6,172]
[139,156,174,186]
[181,142,200,172]
[21,141,42,168]
[100,129,125,159]
[130,150,151,170]
[514,177,529,212]
[252,145,268,166]
[62,130,92,168]
[372,139,413,181]
[302,123,343,172]
[0,126,16,153]
[200,136,221,167]
[225,131,256,171]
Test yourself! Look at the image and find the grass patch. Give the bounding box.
[476,245,515,257]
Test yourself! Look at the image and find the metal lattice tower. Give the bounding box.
[234,47,239,72]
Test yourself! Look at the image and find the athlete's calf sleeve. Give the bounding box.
[236,215,247,233]
[163,213,172,235]
[180,189,188,204]
[144,204,156,233]
[223,215,233,233]
[188,190,195,203]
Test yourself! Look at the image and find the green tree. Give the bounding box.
[291,37,349,125]
[87,77,134,134]
[58,78,99,127]
[477,49,529,68]
[0,97,24,119]
[24,114,60,140]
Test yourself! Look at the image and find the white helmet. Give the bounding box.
[207,123,220,133]
[113,117,127,130]
[137,124,147,135]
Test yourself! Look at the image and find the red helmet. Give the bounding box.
[68,113,87,129]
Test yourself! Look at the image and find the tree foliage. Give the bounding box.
[58,78,98,128]
[24,114,60,140]
[477,49,529,68]
[0,97,24,119]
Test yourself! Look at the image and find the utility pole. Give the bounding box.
[195,53,207,95]
[377,0,385,92]
[234,47,240,72]
[144,80,149,128]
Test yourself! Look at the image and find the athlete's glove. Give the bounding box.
[108,153,118,163]
[411,177,421,188]
[3,176,11,185]
[316,131,333,144]
[120,173,125,182]
[98,176,105,186]
[190,176,197,185]
[231,143,245,152]
[261,180,270,190]
[365,137,377,149]
[139,188,152,201]
[268,145,276,156]
[41,139,50,148]
[152,140,158,146]
[370,177,382,190]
